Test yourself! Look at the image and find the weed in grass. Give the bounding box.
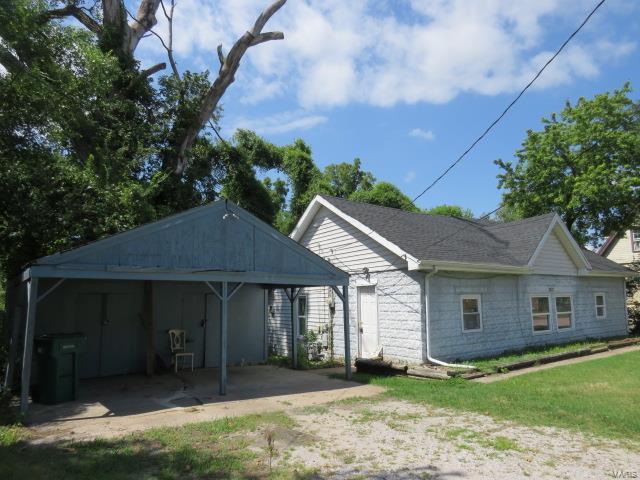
[301,404,330,415]
[341,452,357,464]
[484,435,520,451]
[264,426,277,472]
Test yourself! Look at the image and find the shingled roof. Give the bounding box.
[313,195,629,274]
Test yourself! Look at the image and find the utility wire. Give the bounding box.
[411,0,607,204]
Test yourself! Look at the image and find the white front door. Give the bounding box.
[358,286,379,358]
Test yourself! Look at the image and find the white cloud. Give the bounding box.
[409,128,435,141]
[229,110,328,135]
[404,170,417,183]
[239,77,284,105]
[136,0,637,108]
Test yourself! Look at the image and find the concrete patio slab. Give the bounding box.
[26,365,383,443]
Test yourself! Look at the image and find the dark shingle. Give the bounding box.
[319,195,628,274]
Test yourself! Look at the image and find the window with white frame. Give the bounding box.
[297,295,307,334]
[460,295,482,332]
[632,231,640,252]
[595,293,606,319]
[531,296,551,332]
[555,296,573,329]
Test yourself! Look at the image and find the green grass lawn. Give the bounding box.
[350,350,640,443]
[459,339,609,373]
[0,412,315,480]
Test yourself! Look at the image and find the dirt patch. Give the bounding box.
[266,398,640,479]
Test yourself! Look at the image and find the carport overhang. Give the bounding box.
[4,200,351,415]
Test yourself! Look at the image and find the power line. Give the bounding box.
[412,0,607,204]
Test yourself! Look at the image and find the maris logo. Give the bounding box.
[612,471,639,479]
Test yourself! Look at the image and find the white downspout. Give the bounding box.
[425,269,476,370]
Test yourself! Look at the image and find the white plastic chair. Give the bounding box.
[168,329,194,373]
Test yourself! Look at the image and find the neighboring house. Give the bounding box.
[599,229,640,306]
[268,195,631,364]
[598,229,640,267]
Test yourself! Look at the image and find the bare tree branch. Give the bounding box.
[173,0,286,175]
[40,4,102,35]
[126,2,177,76]
[216,45,225,69]
[123,62,167,94]
[250,31,284,46]
[163,0,179,77]
[126,0,162,54]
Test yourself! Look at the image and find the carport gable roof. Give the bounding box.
[24,200,348,286]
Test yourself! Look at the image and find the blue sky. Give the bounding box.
[136,0,640,215]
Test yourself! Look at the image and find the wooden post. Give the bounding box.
[20,278,38,415]
[342,285,352,380]
[142,281,155,376]
[219,281,228,395]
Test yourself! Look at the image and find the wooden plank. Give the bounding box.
[219,281,228,395]
[20,278,38,414]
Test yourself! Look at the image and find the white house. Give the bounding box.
[268,195,631,365]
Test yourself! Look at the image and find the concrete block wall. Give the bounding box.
[428,272,628,361]
[332,269,425,364]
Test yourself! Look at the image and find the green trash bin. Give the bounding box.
[35,333,86,404]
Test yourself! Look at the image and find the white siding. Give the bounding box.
[604,230,640,266]
[267,289,292,356]
[300,206,406,272]
[532,230,579,275]
[269,206,423,362]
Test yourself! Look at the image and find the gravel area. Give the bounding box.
[264,398,640,479]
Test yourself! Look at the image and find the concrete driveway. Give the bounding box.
[26,365,383,443]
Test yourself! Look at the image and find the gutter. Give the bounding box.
[424,268,475,370]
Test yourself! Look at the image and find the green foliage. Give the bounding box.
[323,158,375,197]
[349,182,419,212]
[496,84,640,245]
[424,204,474,219]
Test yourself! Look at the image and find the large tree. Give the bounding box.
[0,0,287,277]
[495,84,640,245]
[349,182,418,212]
[424,204,473,219]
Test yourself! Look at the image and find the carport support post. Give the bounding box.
[20,277,39,414]
[4,302,21,390]
[290,288,298,369]
[219,281,228,395]
[342,285,352,380]
[284,288,300,369]
[142,281,155,376]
